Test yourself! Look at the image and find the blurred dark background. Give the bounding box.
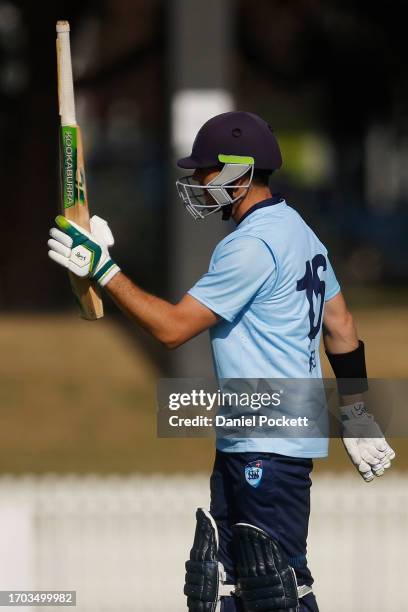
[1,0,408,310]
[0,0,407,472]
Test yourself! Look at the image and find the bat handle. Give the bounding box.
[56,20,76,126]
[56,20,70,33]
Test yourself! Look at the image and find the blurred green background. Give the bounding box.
[0,298,406,474]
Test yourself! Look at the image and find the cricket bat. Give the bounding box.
[56,20,103,320]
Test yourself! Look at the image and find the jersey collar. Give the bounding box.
[236,194,285,226]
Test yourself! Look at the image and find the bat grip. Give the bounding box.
[56,23,76,126]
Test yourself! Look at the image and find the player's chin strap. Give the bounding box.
[221,203,233,221]
[185,510,312,612]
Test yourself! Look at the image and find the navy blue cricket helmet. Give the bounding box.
[177,111,282,171]
[176,111,282,220]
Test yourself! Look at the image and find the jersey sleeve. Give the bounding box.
[188,236,276,322]
[325,257,341,301]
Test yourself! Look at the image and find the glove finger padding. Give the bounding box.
[233,523,299,611]
[342,438,361,467]
[49,227,73,248]
[381,446,395,469]
[48,249,69,270]
[47,238,71,258]
[360,447,384,466]
[373,439,388,453]
[385,444,396,461]
[371,463,385,476]
[358,460,374,482]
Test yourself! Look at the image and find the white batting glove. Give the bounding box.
[341,402,396,482]
[48,215,120,287]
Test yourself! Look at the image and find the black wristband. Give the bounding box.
[326,340,368,395]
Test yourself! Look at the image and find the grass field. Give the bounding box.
[0,299,406,474]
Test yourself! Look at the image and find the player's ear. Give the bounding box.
[232,175,249,196]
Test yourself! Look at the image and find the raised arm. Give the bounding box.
[106,272,219,349]
[47,215,219,349]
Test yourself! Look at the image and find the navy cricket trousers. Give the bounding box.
[210,450,319,612]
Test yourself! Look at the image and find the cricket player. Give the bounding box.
[48,111,395,611]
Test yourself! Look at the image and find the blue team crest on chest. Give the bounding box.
[244,460,263,488]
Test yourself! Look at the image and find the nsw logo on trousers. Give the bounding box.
[244,460,263,488]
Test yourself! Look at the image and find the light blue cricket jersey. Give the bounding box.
[188,197,340,458]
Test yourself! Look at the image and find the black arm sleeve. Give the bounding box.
[325,340,368,395]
